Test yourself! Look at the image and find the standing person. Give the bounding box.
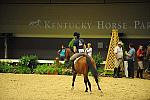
[125,43,136,78]
[57,44,66,61]
[113,41,124,78]
[86,43,92,57]
[145,44,150,73]
[70,32,86,72]
[136,45,145,79]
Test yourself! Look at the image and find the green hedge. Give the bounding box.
[14,66,31,74]
[0,63,14,73]
[0,61,31,74]
[19,55,38,67]
[93,53,103,67]
[34,64,63,75]
[0,55,72,75]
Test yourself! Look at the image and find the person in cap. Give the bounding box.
[114,41,124,78]
[70,32,86,72]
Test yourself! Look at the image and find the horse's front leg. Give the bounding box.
[84,75,88,92]
[87,76,92,92]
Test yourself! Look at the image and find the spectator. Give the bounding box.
[145,44,150,73]
[137,45,145,79]
[114,41,124,78]
[125,43,136,78]
[57,44,66,61]
[86,43,92,57]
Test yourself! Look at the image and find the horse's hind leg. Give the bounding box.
[94,75,101,90]
[72,71,77,90]
[84,75,88,92]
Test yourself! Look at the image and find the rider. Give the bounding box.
[70,32,86,71]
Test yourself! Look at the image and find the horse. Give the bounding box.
[65,48,102,93]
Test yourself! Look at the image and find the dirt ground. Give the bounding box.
[0,73,150,100]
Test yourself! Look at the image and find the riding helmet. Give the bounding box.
[73,32,80,36]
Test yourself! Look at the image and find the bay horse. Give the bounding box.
[65,48,102,93]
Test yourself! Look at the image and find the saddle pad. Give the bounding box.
[74,56,83,64]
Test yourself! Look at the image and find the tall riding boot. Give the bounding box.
[140,69,144,79]
[137,69,140,78]
[71,60,75,73]
[113,68,117,78]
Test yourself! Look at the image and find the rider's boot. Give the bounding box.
[71,60,75,73]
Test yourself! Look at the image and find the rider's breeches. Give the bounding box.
[70,53,85,61]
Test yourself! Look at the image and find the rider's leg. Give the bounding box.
[70,53,85,72]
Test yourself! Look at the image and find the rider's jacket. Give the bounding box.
[73,39,85,53]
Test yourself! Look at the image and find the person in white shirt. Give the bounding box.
[114,41,124,78]
[86,43,92,57]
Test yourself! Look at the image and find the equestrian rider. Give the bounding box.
[70,32,86,71]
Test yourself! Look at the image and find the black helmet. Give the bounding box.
[73,32,80,36]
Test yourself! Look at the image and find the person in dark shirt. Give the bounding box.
[125,43,136,78]
[70,32,86,72]
[73,32,85,53]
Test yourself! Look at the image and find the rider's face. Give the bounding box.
[61,45,64,49]
[139,46,143,50]
[74,36,77,39]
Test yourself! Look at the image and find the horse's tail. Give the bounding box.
[86,56,98,77]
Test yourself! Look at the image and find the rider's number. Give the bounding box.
[79,40,83,46]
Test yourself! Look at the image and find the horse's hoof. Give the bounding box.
[89,91,92,94]
[100,91,104,96]
[98,88,101,90]
[85,90,88,92]
[71,87,74,90]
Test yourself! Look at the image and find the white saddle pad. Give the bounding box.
[74,56,83,64]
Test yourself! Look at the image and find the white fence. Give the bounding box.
[0,59,64,64]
